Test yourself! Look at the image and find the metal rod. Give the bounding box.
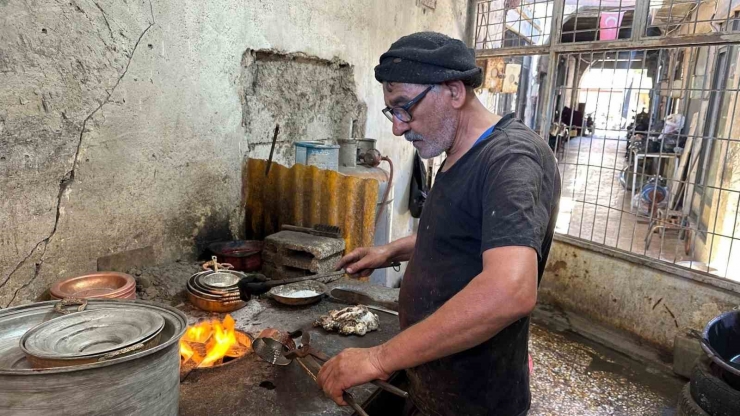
[265,124,279,176]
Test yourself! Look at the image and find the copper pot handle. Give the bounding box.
[54,298,88,315]
[202,255,234,272]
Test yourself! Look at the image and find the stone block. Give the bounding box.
[263,231,344,260]
[673,333,703,378]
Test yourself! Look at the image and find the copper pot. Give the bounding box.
[186,290,246,313]
[50,272,136,300]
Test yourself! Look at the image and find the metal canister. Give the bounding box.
[338,139,358,168]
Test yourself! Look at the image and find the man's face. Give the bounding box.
[382,82,458,158]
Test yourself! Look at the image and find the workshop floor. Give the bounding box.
[555,132,705,272]
[529,323,683,416]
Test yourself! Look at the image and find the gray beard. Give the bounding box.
[405,119,457,159]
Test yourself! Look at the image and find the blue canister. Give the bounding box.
[295,141,324,165]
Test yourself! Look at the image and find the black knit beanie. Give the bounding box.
[374,32,482,88]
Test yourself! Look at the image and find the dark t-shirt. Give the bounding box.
[399,114,561,416]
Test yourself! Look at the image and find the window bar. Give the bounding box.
[706,68,740,277]
[602,49,636,248]
[686,42,717,271]
[656,48,682,263]
[627,49,653,254]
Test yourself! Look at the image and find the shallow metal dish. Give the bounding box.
[50,272,136,299]
[21,308,165,359]
[269,281,327,306]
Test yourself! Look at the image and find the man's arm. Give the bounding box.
[317,245,538,404]
[336,234,417,277]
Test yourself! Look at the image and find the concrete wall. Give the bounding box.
[0,0,469,306]
[540,236,740,355]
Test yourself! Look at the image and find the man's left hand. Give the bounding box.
[317,346,390,405]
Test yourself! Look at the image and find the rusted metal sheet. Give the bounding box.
[244,159,379,256]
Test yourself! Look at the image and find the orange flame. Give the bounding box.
[179,314,250,368]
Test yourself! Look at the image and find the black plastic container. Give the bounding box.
[702,310,740,390]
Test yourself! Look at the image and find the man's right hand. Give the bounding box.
[336,246,391,277]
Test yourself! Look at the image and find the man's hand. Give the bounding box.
[336,247,391,277]
[317,346,390,405]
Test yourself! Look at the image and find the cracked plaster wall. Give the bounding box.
[0,0,468,306]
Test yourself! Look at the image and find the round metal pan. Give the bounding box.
[21,308,165,359]
[190,272,241,294]
[50,272,136,299]
[186,290,246,313]
[187,277,240,301]
[269,281,327,306]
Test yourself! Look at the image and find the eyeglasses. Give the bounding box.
[382,85,433,123]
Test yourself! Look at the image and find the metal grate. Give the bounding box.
[475,0,555,49]
[646,0,740,38]
[549,45,740,279]
[474,0,740,280]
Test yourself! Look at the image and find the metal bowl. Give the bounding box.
[50,272,136,300]
[269,281,327,306]
[198,271,241,289]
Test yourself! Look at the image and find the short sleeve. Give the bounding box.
[480,152,546,257]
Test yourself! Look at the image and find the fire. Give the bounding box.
[179,314,251,368]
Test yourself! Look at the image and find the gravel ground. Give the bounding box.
[530,323,681,416]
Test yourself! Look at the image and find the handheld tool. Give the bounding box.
[238,270,344,300]
[285,331,408,399]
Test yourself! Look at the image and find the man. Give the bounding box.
[317,32,561,416]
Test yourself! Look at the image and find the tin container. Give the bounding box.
[306,144,340,171]
[294,141,325,165]
[0,299,186,415]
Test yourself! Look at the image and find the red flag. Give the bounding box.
[600,11,625,40]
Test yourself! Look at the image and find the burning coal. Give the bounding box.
[179,314,252,369]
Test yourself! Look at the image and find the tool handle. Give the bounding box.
[343,392,369,416]
[371,380,409,398]
[256,270,345,290]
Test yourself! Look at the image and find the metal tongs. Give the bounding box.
[284,331,408,416]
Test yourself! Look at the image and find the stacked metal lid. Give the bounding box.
[50,272,137,300]
[186,258,247,312]
[20,307,165,369]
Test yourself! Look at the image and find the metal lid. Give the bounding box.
[21,308,165,359]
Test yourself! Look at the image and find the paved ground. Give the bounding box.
[556,131,693,267]
[530,323,683,416]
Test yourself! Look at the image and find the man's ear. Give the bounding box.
[445,80,467,109]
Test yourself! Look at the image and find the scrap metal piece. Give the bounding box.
[313,305,379,336]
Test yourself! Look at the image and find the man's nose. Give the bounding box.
[391,117,410,136]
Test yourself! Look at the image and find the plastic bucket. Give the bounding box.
[701,309,740,389]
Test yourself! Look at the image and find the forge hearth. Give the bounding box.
[179,315,253,380]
